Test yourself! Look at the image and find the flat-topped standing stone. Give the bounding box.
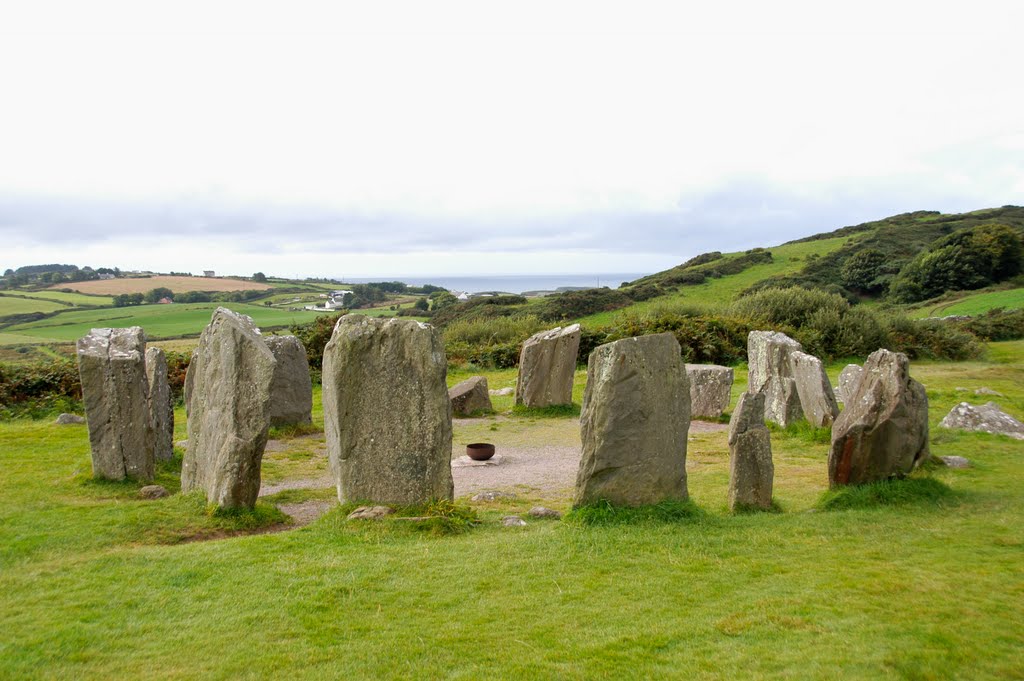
[449,375,493,416]
[790,351,840,428]
[728,392,774,511]
[686,364,734,419]
[574,333,690,507]
[264,335,313,427]
[515,324,581,408]
[322,316,453,505]
[836,364,863,404]
[828,349,930,487]
[181,308,276,509]
[77,327,155,481]
[939,402,1024,440]
[145,347,174,462]
[747,331,804,427]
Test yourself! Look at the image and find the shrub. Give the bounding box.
[956,308,1024,341]
[730,287,849,328]
[535,288,631,321]
[290,313,345,370]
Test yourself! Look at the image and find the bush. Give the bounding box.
[956,308,1024,341]
[730,287,849,328]
[290,313,345,370]
[535,288,631,321]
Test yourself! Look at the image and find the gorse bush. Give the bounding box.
[730,287,849,328]
[442,315,544,347]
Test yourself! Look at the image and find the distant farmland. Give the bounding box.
[49,276,272,295]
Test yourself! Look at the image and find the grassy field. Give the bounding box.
[914,287,1024,318]
[51,275,273,296]
[0,303,321,344]
[578,235,853,327]
[17,290,115,306]
[0,295,65,317]
[1,342,1022,678]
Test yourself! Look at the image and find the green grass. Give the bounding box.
[0,295,65,317]
[18,290,115,306]
[2,345,1024,678]
[578,235,852,326]
[0,302,322,343]
[914,287,1024,318]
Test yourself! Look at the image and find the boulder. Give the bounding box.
[501,515,528,527]
[836,364,863,404]
[747,331,804,427]
[574,333,690,507]
[938,402,1024,440]
[322,316,453,505]
[727,392,774,511]
[515,324,581,407]
[181,308,276,509]
[264,335,314,427]
[489,387,514,396]
[138,484,169,500]
[54,413,86,425]
[76,327,155,481]
[449,376,493,416]
[685,364,734,419]
[939,455,971,469]
[528,506,562,519]
[828,349,930,486]
[145,347,174,462]
[790,351,840,428]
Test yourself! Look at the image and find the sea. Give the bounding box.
[343,273,649,295]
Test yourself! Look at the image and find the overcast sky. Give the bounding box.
[2,1,1022,279]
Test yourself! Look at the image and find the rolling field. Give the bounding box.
[0,303,321,344]
[0,295,64,317]
[1,344,1022,678]
[915,287,1024,318]
[16,290,114,306]
[50,275,272,295]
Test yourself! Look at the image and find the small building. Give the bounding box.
[97,273,115,280]
[157,297,173,305]
[203,270,215,278]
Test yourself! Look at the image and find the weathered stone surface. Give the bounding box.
[181,308,276,509]
[790,351,840,428]
[974,387,1003,397]
[836,364,864,404]
[347,505,394,520]
[515,324,581,407]
[138,484,169,499]
[264,335,313,427]
[501,515,527,527]
[322,316,453,505]
[77,327,155,481]
[939,455,972,469]
[145,347,174,462]
[574,333,690,507]
[449,376,493,416]
[685,364,734,419]
[727,392,774,511]
[747,331,804,427]
[939,402,1024,440]
[489,387,514,396]
[828,349,930,487]
[55,413,86,425]
[472,490,516,502]
[528,506,562,519]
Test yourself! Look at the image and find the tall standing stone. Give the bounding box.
[181,308,276,509]
[686,364,734,419]
[322,316,453,505]
[574,333,690,507]
[264,335,313,427]
[747,331,804,427]
[77,327,155,481]
[836,364,864,404]
[828,349,930,487]
[515,324,581,408]
[728,392,774,511]
[790,351,840,428]
[145,347,174,462]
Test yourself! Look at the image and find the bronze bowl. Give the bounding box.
[466,443,496,461]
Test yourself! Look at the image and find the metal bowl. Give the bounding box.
[466,442,496,461]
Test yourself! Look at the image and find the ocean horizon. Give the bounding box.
[342,273,649,295]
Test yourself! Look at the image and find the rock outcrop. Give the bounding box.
[322,316,453,505]
[574,333,690,507]
[449,376,493,416]
[145,347,174,462]
[790,351,840,428]
[181,308,276,509]
[686,364,734,419]
[939,402,1024,440]
[747,331,804,427]
[828,349,930,486]
[77,327,155,481]
[515,324,581,407]
[727,392,774,511]
[264,335,313,427]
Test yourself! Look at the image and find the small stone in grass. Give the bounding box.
[347,505,394,520]
[501,515,527,527]
[139,485,169,500]
[528,506,562,519]
[472,490,517,502]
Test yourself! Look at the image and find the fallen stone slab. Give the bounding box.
[939,402,1024,440]
[452,454,505,468]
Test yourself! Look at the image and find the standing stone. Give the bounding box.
[828,349,930,487]
[574,333,690,507]
[181,308,276,509]
[836,364,864,404]
[77,327,155,481]
[727,392,774,511]
[515,324,581,408]
[322,316,453,505]
[145,347,174,462]
[449,376,493,416]
[686,364,734,419]
[264,335,313,427]
[747,331,804,427]
[790,351,840,428]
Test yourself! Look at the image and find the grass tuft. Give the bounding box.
[565,498,703,525]
[268,422,323,439]
[817,476,958,511]
[767,420,832,444]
